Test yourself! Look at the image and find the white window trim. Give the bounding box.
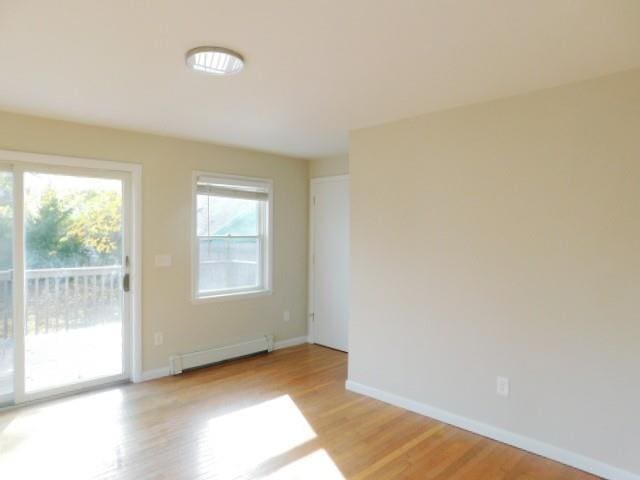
[191,171,273,303]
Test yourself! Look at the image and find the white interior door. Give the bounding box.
[311,176,349,352]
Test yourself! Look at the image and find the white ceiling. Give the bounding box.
[1,1,639,159]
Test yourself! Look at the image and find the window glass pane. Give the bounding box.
[198,238,260,292]
[196,194,209,236]
[207,196,258,236]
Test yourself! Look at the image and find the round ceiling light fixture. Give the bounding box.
[185,46,244,76]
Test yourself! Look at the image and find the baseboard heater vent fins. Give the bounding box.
[169,334,274,375]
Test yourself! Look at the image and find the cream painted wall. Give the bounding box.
[349,69,640,475]
[0,111,309,372]
[309,155,349,178]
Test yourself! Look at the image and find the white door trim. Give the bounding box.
[308,175,350,346]
[0,149,144,393]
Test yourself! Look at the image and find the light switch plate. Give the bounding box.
[155,254,172,267]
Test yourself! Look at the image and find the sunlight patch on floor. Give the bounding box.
[197,394,317,478]
[0,389,124,480]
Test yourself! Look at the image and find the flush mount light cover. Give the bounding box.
[186,47,244,76]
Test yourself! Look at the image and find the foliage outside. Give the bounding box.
[0,174,122,270]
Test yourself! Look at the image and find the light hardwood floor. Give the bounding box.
[0,344,598,479]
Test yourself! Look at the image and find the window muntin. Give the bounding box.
[194,174,271,299]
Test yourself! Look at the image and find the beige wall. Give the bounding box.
[309,155,349,178]
[349,69,640,475]
[0,111,309,372]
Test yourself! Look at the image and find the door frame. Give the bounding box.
[308,175,349,346]
[0,149,143,405]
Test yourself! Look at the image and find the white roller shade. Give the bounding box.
[196,184,269,201]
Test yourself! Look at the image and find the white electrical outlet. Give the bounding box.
[497,376,510,397]
[154,332,164,346]
[283,310,290,323]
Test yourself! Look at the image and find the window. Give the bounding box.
[193,173,272,300]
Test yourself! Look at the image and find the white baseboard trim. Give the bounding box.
[137,367,172,383]
[274,336,309,350]
[345,380,638,480]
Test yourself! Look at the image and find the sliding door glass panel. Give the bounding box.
[24,172,124,393]
[0,170,14,399]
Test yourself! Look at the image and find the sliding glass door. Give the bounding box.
[0,167,14,403]
[0,163,131,405]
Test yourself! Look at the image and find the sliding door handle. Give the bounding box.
[123,255,130,292]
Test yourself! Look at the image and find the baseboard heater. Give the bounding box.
[169,334,274,375]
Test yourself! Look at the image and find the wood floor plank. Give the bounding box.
[350,424,446,479]
[0,344,600,480]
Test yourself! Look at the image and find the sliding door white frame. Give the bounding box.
[0,149,143,405]
[0,162,17,405]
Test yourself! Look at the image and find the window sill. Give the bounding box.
[192,289,272,304]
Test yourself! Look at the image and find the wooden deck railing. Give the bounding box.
[0,266,122,338]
